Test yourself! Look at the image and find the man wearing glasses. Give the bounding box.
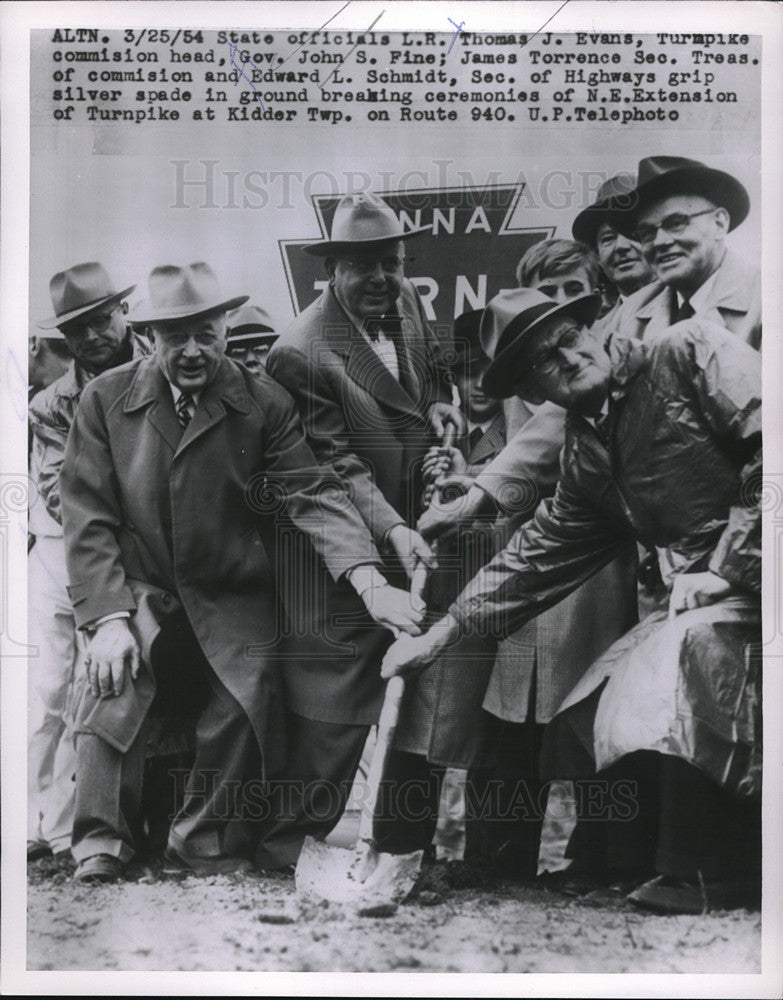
[605,156,761,349]
[382,286,762,914]
[265,192,464,869]
[28,262,148,866]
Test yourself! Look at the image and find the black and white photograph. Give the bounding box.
[1,1,782,994]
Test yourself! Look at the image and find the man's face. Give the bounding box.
[517,315,611,414]
[636,194,728,295]
[153,314,227,392]
[595,222,653,296]
[456,357,500,424]
[227,343,271,377]
[59,302,127,373]
[328,240,404,319]
[529,267,595,305]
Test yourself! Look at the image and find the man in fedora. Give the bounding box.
[381,287,762,914]
[59,262,423,882]
[571,171,656,330]
[27,263,148,865]
[263,193,464,867]
[226,303,278,376]
[607,155,760,348]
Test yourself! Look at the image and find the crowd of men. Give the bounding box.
[27,155,762,916]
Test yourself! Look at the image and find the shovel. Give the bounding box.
[295,566,429,908]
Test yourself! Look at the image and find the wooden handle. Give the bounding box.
[358,675,405,842]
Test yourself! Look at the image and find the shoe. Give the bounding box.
[628,875,760,915]
[27,840,52,862]
[73,853,122,884]
[163,846,253,876]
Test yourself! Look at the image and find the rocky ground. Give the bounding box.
[27,851,761,974]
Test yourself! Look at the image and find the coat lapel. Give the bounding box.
[468,412,506,465]
[175,359,251,456]
[321,289,424,421]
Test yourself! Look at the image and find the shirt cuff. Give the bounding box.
[346,564,389,599]
[88,611,132,630]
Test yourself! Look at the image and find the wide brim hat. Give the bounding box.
[609,156,750,239]
[132,262,248,324]
[303,192,428,257]
[481,289,602,399]
[571,171,638,247]
[39,261,135,330]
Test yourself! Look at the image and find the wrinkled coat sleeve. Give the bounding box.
[450,470,633,639]
[268,344,409,545]
[60,384,137,628]
[258,382,384,578]
[28,385,72,525]
[660,322,762,593]
[472,401,565,517]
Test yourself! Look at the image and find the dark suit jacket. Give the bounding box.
[60,357,381,763]
[266,282,450,723]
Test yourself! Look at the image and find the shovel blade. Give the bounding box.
[295,836,423,907]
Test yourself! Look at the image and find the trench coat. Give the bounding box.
[609,250,761,349]
[60,356,381,773]
[451,321,761,794]
[266,281,450,723]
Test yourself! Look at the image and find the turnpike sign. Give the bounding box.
[280,184,551,334]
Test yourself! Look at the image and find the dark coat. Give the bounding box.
[60,356,381,769]
[452,321,761,791]
[266,281,450,723]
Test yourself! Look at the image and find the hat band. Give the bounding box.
[494,301,559,359]
[56,290,119,318]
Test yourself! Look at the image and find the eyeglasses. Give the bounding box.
[339,255,408,275]
[633,208,717,247]
[60,306,120,339]
[157,331,223,347]
[529,325,586,375]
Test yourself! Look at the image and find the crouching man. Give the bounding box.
[382,287,761,913]
[60,263,424,883]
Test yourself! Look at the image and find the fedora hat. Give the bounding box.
[132,262,248,324]
[39,262,135,330]
[480,288,601,399]
[303,192,428,257]
[609,156,749,238]
[227,304,278,349]
[451,309,485,373]
[571,172,639,246]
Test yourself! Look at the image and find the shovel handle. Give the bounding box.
[357,674,405,842]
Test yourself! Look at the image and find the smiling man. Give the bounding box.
[381,286,762,914]
[608,156,761,348]
[59,261,423,883]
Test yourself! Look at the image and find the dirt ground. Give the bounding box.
[27,851,760,974]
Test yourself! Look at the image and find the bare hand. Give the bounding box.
[427,402,467,441]
[668,571,735,620]
[380,615,459,679]
[422,445,467,484]
[85,618,140,699]
[417,483,489,541]
[362,584,424,638]
[386,524,436,579]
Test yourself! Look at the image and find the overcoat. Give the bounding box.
[60,356,380,771]
[266,281,450,723]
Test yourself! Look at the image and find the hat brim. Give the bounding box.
[302,228,429,257]
[610,166,749,239]
[132,294,249,325]
[481,293,602,399]
[38,284,136,330]
[227,331,278,346]
[572,201,636,247]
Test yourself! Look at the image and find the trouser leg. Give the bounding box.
[71,723,148,864]
[372,749,445,855]
[255,711,369,870]
[27,536,79,851]
[655,755,761,883]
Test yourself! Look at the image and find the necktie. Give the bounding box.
[176,392,194,430]
[468,426,483,453]
[673,298,695,323]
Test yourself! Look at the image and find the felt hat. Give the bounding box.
[227,304,278,350]
[39,261,135,330]
[451,309,485,373]
[480,288,601,399]
[571,172,639,246]
[132,262,248,324]
[303,192,428,257]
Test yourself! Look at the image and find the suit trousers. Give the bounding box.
[28,535,81,854]
[72,614,263,864]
